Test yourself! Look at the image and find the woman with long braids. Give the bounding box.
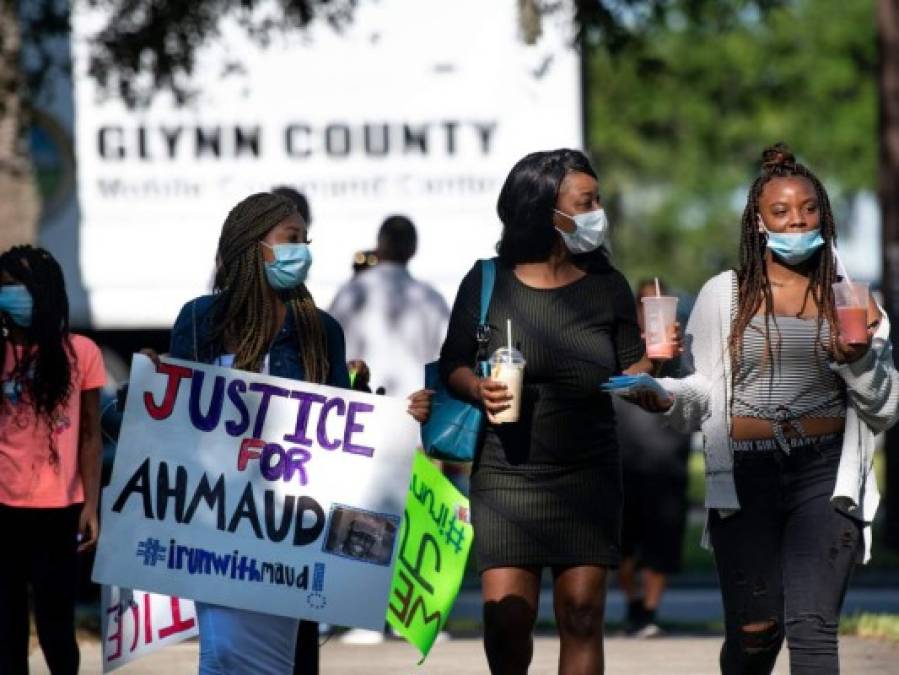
[632,143,899,674]
[0,246,105,675]
[161,192,430,674]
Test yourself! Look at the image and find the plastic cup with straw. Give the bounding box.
[641,278,678,360]
[488,319,526,423]
[831,244,870,345]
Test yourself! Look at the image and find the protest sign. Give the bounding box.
[93,355,419,630]
[388,451,473,659]
[101,586,197,672]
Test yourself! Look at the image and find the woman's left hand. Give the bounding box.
[668,322,685,357]
[834,325,876,364]
[832,294,882,364]
[77,503,99,553]
[638,321,685,375]
[347,359,372,392]
[407,389,435,423]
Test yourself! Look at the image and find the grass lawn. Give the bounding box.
[840,613,899,642]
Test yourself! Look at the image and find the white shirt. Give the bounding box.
[328,262,450,399]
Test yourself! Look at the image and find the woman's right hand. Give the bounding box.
[477,378,512,419]
[625,390,674,413]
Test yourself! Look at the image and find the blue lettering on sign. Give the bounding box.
[136,537,168,566]
[313,562,326,592]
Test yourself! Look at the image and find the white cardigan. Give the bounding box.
[659,270,899,562]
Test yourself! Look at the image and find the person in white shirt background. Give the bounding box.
[328,214,451,645]
[329,214,450,403]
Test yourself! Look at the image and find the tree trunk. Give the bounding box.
[878,0,899,551]
[0,0,40,250]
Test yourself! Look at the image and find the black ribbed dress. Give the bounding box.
[439,259,644,572]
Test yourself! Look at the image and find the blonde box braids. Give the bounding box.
[211,192,329,382]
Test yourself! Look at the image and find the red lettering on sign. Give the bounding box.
[144,362,193,420]
[158,597,196,639]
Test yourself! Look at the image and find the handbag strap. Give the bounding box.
[478,258,496,325]
[475,258,497,376]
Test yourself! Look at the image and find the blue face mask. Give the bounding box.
[0,285,33,327]
[760,217,825,265]
[261,242,312,290]
[554,208,609,254]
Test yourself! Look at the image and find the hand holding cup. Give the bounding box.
[642,295,679,361]
[478,378,513,422]
[487,347,525,423]
[832,281,879,364]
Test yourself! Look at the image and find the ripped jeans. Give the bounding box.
[709,435,861,675]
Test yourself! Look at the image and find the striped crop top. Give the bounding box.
[732,315,847,423]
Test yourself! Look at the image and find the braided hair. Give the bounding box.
[0,245,75,464]
[210,192,329,382]
[730,143,841,376]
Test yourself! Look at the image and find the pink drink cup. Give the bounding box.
[832,281,869,345]
[836,307,868,345]
[642,296,679,360]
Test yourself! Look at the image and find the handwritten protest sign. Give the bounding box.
[93,355,419,630]
[101,586,197,672]
[388,452,473,659]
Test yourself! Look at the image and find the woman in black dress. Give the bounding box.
[440,149,650,674]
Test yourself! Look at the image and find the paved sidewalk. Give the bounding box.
[30,634,899,674]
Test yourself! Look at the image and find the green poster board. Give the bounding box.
[387,451,473,660]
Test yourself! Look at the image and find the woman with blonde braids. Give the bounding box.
[164,192,431,674]
[632,144,899,674]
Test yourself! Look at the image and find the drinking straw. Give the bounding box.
[831,243,861,305]
[507,319,513,362]
[832,243,853,285]
[654,277,661,297]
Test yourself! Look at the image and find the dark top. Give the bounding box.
[169,294,351,387]
[614,357,690,476]
[439,261,643,467]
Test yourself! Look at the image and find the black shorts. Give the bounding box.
[620,469,687,574]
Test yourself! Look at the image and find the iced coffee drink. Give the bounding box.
[489,347,525,424]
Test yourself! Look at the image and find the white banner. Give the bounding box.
[70,0,582,327]
[93,355,419,630]
[100,586,198,673]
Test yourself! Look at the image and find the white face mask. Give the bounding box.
[554,208,609,254]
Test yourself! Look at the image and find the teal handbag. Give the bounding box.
[421,259,496,462]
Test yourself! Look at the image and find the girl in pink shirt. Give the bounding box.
[0,246,105,675]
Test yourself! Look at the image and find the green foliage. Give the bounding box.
[586,0,877,293]
[97,0,361,106]
[840,613,899,641]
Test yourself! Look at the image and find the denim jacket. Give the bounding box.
[169,294,351,388]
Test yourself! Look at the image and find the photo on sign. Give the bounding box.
[323,505,400,566]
